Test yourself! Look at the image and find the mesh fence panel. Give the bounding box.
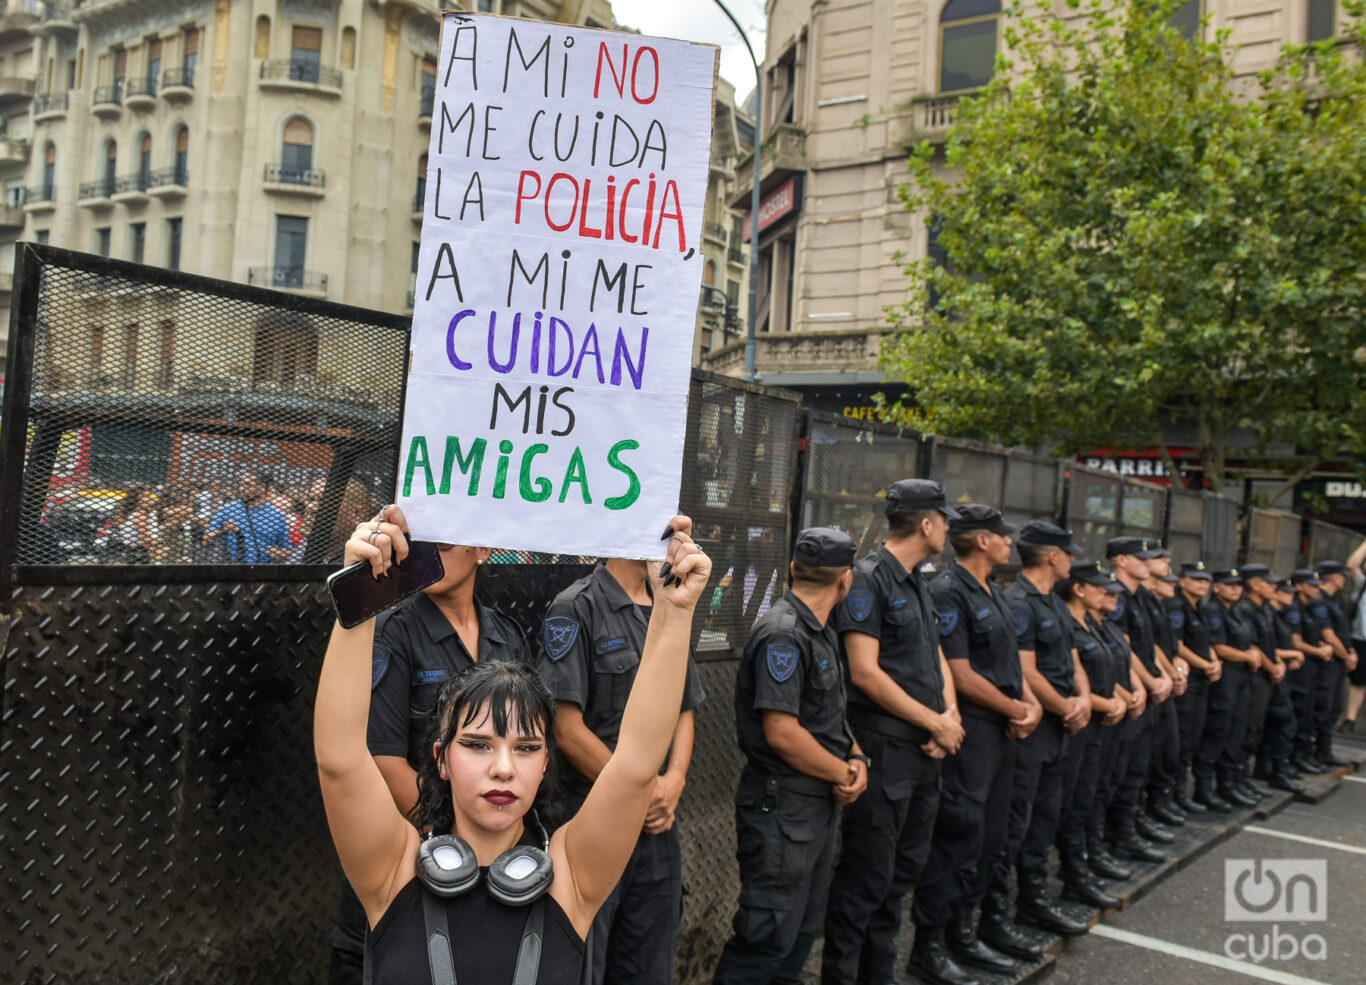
[1246,509,1303,572]
[5,246,408,574]
[1167,488,1206,565]
[1119,479,1166,545]
[929,436,1006,508]
[1000,454,1061,531]
[1067,467,1123,561]
[799,411,921,557]
[1203,495,1241,571]
[1308,519,1361,568]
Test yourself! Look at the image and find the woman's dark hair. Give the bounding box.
[411,661,560,835]
[1053,576,1085,601]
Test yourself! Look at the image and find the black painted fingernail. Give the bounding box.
[659,561,672,580]
[664,574,678,588]
[661,525,675,540]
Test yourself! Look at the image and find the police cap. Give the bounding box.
[948,503,1016,536]
[1212,568,1242,584]
[1017,519,1084,556]
[885,479,962,519]
[1289,569,1324,586]
[1179,561,1212,581]
[1106,536,1162,559]
[1071,560,1113,586]
[793,527,857,568]
[1316,560,1346,576]
[1240,563,1273,583]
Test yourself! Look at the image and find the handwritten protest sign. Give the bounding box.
[398,12,717,559]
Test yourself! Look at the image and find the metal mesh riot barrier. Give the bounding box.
[799,411,922,557]
[1307,519,1361,568]
[1118,478,1167,546]
[1167,487,1207,565]
[1246,508,1303,572]
[1067,466,1125,561]
[1203,495,1242,571]
[1,245,409,579]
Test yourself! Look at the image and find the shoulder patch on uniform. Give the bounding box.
[1012,605,1031,638]
[1312,603,1328,619]
[1288,608,1302,625]
[543,616,581,661]
[1208,613,1223,631]
[846,589,874,622]
[371,643,391,690]
[766,642,799,683]
[1169,609,1185,630]
[1107,599,1126,622]
[938,610,959,636]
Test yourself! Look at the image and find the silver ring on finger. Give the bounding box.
[368,530,381,545]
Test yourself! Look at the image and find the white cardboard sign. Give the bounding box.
[398,12,717,559]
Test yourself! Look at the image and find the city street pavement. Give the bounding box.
[800,731,1366,985]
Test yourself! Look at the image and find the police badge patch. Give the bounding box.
[543,616,581,661]
[1208,614,1223,632]
[767,642,799,683]
[1108,598,1126,622]
[938,610,959,636]
[1012,607,1031,638]
[371,644,391,690]
[1169,609,1185,630]
[846,589,875,622]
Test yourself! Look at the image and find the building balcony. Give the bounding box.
[263,163,325,197]
[259,59,342,97]
[0,202,23,229]
[701,327,888,378]
[123,75,156,111]
[110,171,151,204]
[159,66,193,101]
[703,221,728,245]
[248,265,328,298]
[77,178,113,208]
[730,122,807,208]
[37,2,76,35]
[0,0,41,42]
[419,85,434,127]
[728,245,745,266]
[22,183,54,211]
[0,75,35,107]
[91,84,122,119]
[32,89,67,121]
[147,165,188,198]
[0,136,28,165]
[891,91,986,148]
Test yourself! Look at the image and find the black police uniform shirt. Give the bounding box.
[1095,614,1133,691]
[1323,590,1352,643]
[735,591,852,779]
[535,563,705,789]
[1166,593,1213,661]
[1210,597,1255,653]
[1241,598,1278,665]
[932,561,1024,701]
[1271,603,1296,651]
[1307,597,1334,644]
[1280,601,1313,645]
[832,546,946,718]
[1071,614,1115,698]
[1108,582,1158,673]
[1005,574,1075,699]
[368,592,532,767]
[1144,589,1177,667]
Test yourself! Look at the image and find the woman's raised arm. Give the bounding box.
[551,517,711,934]
[314,508,421,928]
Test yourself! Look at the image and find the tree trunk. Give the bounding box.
[1197,404,1228,494]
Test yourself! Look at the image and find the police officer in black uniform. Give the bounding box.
[1287,570,1335,774]
[910,505,1044,985]
[1311,561,1354,767]
[1167,562,1225,812]
[822,480,965,985]
[1105,537,1173,862]
[1140,551,1189,829]
[330,544,531,984]
[993,521,1093,935]
[537,553,706,985]
[1206,568,1264,807]
[713,528,867,985]
[1238,565,1301,793]
[1090,578,1145,876]
[1054,563,1129,906]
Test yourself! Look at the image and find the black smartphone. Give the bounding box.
[326,537,446,629]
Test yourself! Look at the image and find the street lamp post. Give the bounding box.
[711,0,762,382]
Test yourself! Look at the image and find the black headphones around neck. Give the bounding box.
[416,811,554,906]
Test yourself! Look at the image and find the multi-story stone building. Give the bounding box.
[0,0,751,377]
[704,0,1346,416]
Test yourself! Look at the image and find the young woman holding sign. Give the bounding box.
[314,505,708,983]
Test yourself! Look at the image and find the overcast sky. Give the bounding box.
[608,0,768,98]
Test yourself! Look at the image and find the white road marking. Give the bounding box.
[1090,925,1336,985]
[1340,775,1366,785]
[1244,825,1366,857]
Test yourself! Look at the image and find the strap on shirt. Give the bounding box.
[419,887,546,985]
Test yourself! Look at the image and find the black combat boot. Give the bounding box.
[909,926,983,985]
[1016,870,1091,936]
[977,891,1045,962]
[1192,775,1233,813]
[946,911,1016,975]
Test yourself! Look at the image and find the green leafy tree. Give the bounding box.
[883,0,1366,496]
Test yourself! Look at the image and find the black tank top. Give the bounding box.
[367,848,585,985]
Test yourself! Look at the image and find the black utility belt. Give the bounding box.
[961,702,1010,727]
[848,707,932,745]
[741,767,832,798]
